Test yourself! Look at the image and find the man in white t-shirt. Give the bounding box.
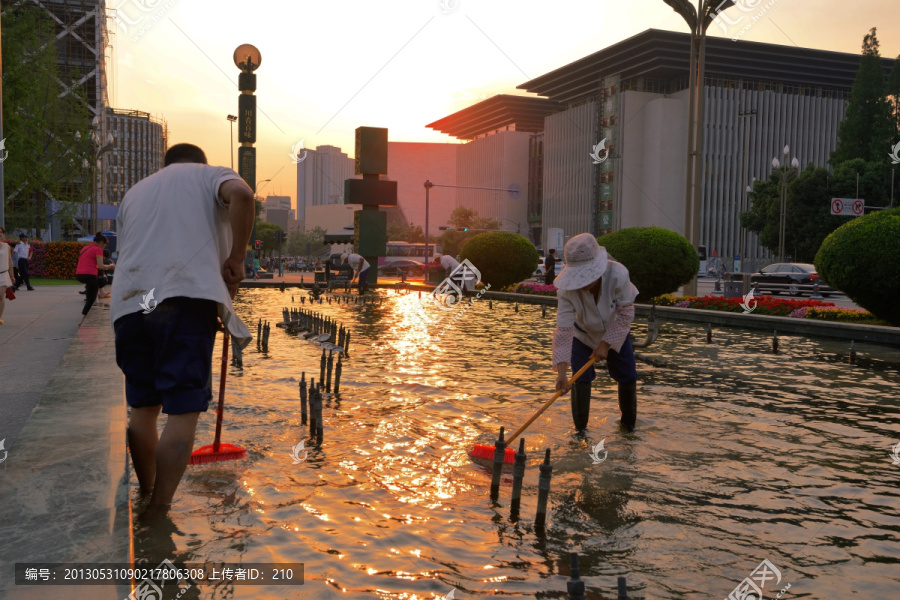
[110,143,255,516]
[12,234,35,291]
[341,252,371,295]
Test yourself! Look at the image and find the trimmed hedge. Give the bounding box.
[815,207,900,326]
[460,232,539,290]
[598,227,698,301]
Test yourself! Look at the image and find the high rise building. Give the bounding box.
[105,108,167,206]
[296,145,357,221]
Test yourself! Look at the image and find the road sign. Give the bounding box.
[507,183,522,199]
[831,198,864,216]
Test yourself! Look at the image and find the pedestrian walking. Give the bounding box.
[550,233,639,432]
[75,233,115,326]
[110,143,254,516]
[12,234,35,291]
[544,248,558,286]
[0,227,14,325]
[342,252,371,295]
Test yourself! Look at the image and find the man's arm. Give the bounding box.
[219,179,255,298]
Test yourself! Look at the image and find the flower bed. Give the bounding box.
[649,294,835,317]
[511,282,558,296]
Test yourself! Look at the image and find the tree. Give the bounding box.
[387,222,424,242]
[830,28,896,165]
[598,227,697,301]
[888,55,900,132]
[447,206,501,231]
[815,207,900,325]
[254,221,285,257]
[2,5,94,235]
[287,226,326,257]
[740,160,893,263]
[459,232,539,290]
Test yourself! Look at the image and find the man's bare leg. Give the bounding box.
[128,405,162,495]
[148,411,201,511]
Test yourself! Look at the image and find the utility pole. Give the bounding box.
[737,107,756,272]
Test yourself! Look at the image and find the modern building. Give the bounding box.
[305,204,361,236]
[516,29,894,262]
[104,108,167,206]
[386,142,458,237]
[427,29,895,264]
[296,145,357,221]
[427,95,559,241]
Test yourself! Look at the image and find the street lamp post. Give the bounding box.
[771,145,800,263]
[227,114,237,170]
[664,0,739,296]
[424,180,433,281]
[737,107,756,273]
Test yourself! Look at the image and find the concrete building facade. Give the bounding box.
[386,142,458,236]
[105,108,167,206]
[296,145,357,221]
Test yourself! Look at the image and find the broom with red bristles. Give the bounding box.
[189,331,247,464]
[468,360,597,467]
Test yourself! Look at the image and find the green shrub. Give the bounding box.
[598,227,698,301]
[815,207,900,325]
[459,232,539,290]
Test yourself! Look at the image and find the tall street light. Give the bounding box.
[771,145,800,263]
[737,107,756,273]
[227,114,237,169]
[663,0,737,295]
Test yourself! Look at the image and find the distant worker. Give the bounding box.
[550,234,639,432]
[342,252,371,295]
[438,253,476,293]
[544,248,558,286]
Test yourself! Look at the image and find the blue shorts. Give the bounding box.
[114,297,219,414]
[570,330,637,385]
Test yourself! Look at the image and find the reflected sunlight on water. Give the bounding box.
[131,288,900,600]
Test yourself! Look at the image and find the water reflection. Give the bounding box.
[131,289,900,599]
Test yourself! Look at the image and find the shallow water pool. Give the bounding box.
[132,288,900,599]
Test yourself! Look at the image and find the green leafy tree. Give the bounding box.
[2,5,94,235]
[741,160,893,262]
[459,232,539,289]
[254,221,285,257]
[287,226,326,257]
[598,227,697,301]
[888,55,900,133]
[387,222,424,242]
[815,207,900,325]
[830,28,896,165]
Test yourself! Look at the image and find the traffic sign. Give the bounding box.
[831,198,863,216]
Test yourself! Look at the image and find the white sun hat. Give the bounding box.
[340,253,349,262]
[551,233,608,291]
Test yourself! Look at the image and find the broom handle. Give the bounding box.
[506,359,597,445]
[212,332,229,452]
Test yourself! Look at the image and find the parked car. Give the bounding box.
[377,259,425,278]
[749,263,835,296]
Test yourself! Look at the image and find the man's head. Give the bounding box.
[548,249,556,255]
[19,234,27,241]
[164,143,208,167]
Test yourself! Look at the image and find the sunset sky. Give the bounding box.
[111,0,900,209]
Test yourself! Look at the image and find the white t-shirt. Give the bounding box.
[110,163,252,347]
[13,242,30,262]
[347,254,370,274]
